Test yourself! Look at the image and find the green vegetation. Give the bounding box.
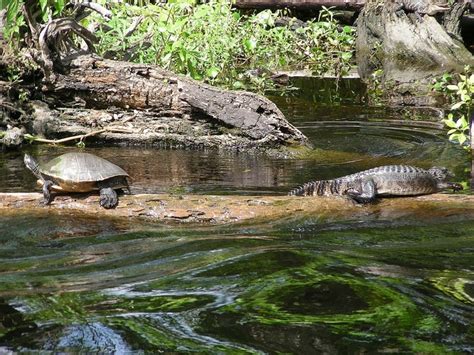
[365,69,384,105]
[2,0,355,92]
[94,1,355,90]
[433,66,473,150]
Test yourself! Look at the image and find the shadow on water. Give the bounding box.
[0,77,472,353]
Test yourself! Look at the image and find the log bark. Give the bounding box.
[356,0,474,106]
[29,54,308,154]
[1,192,473,224]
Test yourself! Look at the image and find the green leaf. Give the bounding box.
[76,141,86,149]
[41,7,50,22]
[243,38,257,52]
[343,25,352,33]
[232,12,240,21]
[446,85,459,91]
[443,119,457,128]
[468,74,474,86]
[6,0,19,23]
[450,101,464,110]
[442,73,451,81]
[54,0,65,15]
[206,67,219,79]
[39,0,48,13]
[232,81,244,89]
[461,94,471,102]
[458,115,468,129]
[341,52,352,60]
[458,134,467,144]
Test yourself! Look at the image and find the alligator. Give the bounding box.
[288,165,462,203]
[394,0,450,19]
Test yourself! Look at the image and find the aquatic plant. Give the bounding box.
[433,66,473,150]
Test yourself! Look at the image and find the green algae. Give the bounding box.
[0,214,473,352]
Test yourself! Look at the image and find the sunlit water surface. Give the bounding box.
[0,80,472,353]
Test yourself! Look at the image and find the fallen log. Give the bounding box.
[27,54,309,155]
[1,192,473,224]
[4,0,310,153]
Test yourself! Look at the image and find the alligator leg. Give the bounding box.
[42,180,54,205]
[346,180,376,203]
[436,182,463,192]
[447,182,463,192]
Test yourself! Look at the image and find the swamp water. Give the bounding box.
[0,80,473,353]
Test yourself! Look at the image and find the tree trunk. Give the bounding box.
[29,54,309,154]
[1,192,472,224]
[356,0,474,105]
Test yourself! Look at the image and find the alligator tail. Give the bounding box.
[289,179,344,196]
[289,181,316,196]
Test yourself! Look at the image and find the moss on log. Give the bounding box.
[1,193,472,224]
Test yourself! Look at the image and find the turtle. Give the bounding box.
[24,152,130,209]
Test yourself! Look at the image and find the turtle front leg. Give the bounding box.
[99,187,118,209]
[42,180,54,205]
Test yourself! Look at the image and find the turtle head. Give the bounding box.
[24,154,42,179]
[428,166,453,181]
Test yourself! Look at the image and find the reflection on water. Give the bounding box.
[0,106,469,195]
[0,83,472,352]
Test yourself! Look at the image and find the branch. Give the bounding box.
[0,100,26,117]
[22,2,40,47]
[26,127,133,145]
[38,17,99,80]
[124,16,144,37]
[73,1,112,20]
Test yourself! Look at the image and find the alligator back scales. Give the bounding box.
[289,165,455,201]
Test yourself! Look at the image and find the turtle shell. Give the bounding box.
[39,152,129,192]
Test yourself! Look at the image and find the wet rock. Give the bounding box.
[1,126,24,148]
